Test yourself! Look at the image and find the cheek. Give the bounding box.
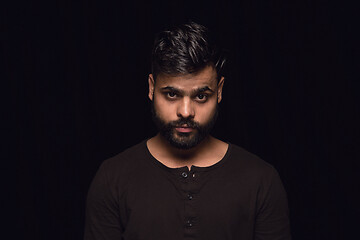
[154,98,176,119]
[195,103,217,122]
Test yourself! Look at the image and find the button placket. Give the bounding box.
[182,169,198,236]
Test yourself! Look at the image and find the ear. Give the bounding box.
[148,74,155,101]
[217,76,225,103]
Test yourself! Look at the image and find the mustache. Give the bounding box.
[168,118,200,129]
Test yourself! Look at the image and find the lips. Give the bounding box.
[175,125,194,133]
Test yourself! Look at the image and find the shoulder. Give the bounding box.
[87,140,152,202]
[222,144,286,201]
[97,140,150,180]
[224,143,278,180]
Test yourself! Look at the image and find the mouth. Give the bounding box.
[175,125,194,133]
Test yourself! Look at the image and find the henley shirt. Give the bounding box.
[84,140,291,240]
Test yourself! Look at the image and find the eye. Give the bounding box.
[195,94,207,102]
[166,92,177,98]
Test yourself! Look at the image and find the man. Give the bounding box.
[84,22,291,240]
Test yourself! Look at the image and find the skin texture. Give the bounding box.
[147,65,228,169]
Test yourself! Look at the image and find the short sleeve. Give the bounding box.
[84,161,123,240]
[254,168,292,240]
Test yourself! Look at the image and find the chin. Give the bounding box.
[166,130,206,150]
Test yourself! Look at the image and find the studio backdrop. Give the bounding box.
[6,0,359,239]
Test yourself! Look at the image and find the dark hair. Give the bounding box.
[151,22,226,80]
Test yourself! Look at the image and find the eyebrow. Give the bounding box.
[160,86,215,95]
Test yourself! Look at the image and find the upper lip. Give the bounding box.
[177,125,192,128]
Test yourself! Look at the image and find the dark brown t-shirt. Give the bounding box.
[84,140,291,240]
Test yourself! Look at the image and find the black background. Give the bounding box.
[5,0,359,239]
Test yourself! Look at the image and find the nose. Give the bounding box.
[177,97,195,119]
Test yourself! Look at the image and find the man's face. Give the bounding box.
[148,66,224,149]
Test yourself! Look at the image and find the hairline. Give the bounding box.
[152,63,222,82]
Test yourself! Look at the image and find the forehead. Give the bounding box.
[155,66,218,89]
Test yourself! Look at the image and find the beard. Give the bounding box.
[151,103,218,150]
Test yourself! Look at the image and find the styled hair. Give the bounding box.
[151,22,226,80]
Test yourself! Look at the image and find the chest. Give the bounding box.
[119,170,259,239]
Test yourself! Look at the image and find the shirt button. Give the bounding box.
[186,220,193,227]
[187,194,193,200]
[181,172,188,178]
